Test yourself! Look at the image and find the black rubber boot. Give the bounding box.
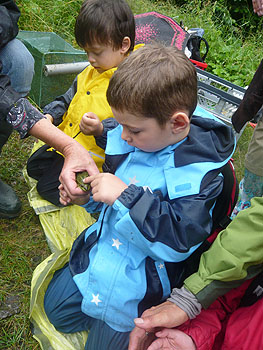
[0,119,13,151]
[0,179,22,219]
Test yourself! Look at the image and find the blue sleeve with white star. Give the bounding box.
[113,177,223,262]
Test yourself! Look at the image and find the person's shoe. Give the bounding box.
[0,179,22,218]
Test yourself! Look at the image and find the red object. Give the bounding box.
[249,122,257,128]
[178,279,258,350]
[135,11,190,51]
[190,58,208,70]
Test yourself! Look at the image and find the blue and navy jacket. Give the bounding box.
[69,106,235,332]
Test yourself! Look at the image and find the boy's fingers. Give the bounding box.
[83,112,98,120]
[83,175,96,184]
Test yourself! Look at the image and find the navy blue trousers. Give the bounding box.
[44,264,130,350]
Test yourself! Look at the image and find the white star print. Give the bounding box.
[91,293,102,306]
[158,263,164,269]
[129,175,139,185]
[112,238,123,250]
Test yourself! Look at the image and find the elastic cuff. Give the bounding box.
[117,184,145,209]
[168,286,202,319]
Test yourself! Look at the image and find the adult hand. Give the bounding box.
[29,118,100,199]
[129,301,188,350]
[88,173,128,205]
[59,183,90,206]
[59,140,100,200]
[79,112,103,136]
[147,329,196,350]
[252,0,263,16]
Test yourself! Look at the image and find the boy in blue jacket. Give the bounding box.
[44,43,235,350]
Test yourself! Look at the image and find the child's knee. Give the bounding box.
[44,283,60,329]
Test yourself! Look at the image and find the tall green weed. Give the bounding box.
[17,0,263,86]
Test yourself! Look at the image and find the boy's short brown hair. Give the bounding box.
[107,43,197,124]
[75,0,135,53]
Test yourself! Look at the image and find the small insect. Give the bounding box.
[76,171,91,192]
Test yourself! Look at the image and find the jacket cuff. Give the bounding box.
[117,184,145,209]
[167,286,202,319]
[95,118,119,150]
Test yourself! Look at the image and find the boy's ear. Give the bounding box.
[170,112,190,134]
[121,36,131,54]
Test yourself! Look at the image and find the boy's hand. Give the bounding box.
[59,183,91,206]
[88,173,128,205]
[147,329,196,350]
[79,112,103,136]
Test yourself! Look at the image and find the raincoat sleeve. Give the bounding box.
[6,97,44,138]
[0,67,20,120]
[111,173,223,262]
[43,76,78,126]
[183,197,263,308]
[0,0,20,48]
[95,118,119,150]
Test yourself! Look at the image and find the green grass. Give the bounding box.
[0,0,258,348]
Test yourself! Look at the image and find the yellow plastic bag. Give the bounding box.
[30,249,88,350]
[26,141,94,348]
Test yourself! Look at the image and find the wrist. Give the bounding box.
[45,113,54,123]
[168,286,201,320]
[94,122,104,137]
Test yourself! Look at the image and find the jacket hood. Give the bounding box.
[174,111,235,167]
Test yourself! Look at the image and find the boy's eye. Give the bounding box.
[86,51,102,56]
[129,129,140,134]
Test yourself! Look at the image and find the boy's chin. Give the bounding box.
[94,67,105,74]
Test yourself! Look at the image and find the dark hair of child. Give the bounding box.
[75,0,135,53]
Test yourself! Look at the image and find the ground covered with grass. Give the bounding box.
[0,0,258,348]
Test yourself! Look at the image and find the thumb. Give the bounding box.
[134,315,159,331]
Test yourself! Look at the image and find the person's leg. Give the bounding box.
[231,118,263,219]
[0,38,34,149]
[244,117,263,178]
[27,146,65,206]
[0,38,34,218]
[231,169,263,219]
[0,38,35,96]
[44,264,94,333]
[44,264,130,349]
[85,319,130,350]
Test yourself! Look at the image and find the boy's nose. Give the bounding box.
[88,54,96,64]
[89,58,96,64]
[121,129,131,142]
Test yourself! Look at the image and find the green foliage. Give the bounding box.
[166,0,263,30]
